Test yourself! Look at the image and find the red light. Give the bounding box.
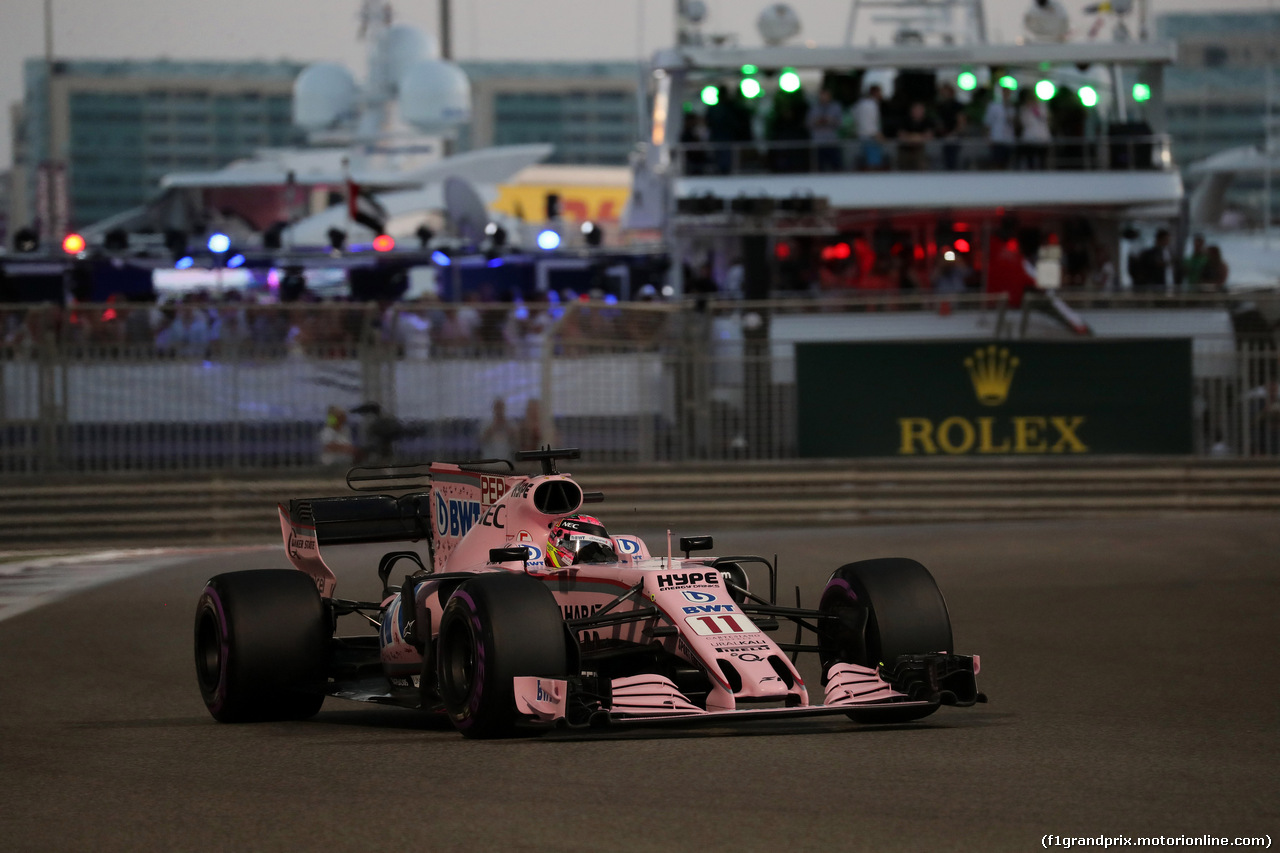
[775,242,792,260]
[955,238,971,253]
[834,242,851,259]
[102,309,117,322]
[62,233,85,254]
[954,222,970,232]
[372,234,395,252]
[913,245,925,260]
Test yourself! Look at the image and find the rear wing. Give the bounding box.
[278,459,538,595]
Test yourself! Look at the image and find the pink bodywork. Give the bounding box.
[278,462,934,723]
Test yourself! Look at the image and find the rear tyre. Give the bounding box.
[818,558,953,724]
[436,573,571,738]
[194,570,327,723]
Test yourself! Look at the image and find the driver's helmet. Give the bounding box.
[547,514,617,568]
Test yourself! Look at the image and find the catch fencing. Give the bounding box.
[0,292,1277,474]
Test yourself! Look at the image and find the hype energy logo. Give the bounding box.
[435,493,482,538]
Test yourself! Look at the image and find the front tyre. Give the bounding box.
[436,573,571,738]
[194,570,327,723]
[819,558,953,724]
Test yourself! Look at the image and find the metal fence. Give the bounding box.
[673,134,1176,176]
[1,292,1277,474]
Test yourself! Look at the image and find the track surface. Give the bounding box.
[1,516,1276,851]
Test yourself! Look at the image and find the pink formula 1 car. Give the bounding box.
[193,449,984,737]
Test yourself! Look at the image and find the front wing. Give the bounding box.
[514,653,983,728]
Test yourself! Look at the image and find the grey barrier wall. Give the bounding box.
[1,293,1277,474]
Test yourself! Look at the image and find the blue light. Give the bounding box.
[431,250,452,266]
[175,256,194,270]
[536,229,561,251]
[604,293,618,305]
[486,257,504,268]
[547,290,561,303]
[226,253,246,269]
[207,232,231,253]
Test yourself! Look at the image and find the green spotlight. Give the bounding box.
[957,70,977,91]
[1078,85,1099,108]
[1035,79,1056,101]
[741,64,758,75]
[740,77,762,99]
[700,85,719,106]
[779,69,801,93]
[998,75,1018,90]
[1132,82,1151,102]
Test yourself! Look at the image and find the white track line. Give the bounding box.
[0,545,274,624]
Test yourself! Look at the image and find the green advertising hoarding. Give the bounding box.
[796,339,1193,457]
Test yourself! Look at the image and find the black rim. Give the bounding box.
[439,613,478,709]
[195,606,222,694]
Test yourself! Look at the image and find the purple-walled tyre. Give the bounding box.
[194,570,327,723]
[818,558,953,723]
[436,573,571,738]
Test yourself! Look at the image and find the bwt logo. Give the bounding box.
[536,680,559,703]
[682,604,736,614]
[435,493,481,538]
[616,537,641,556]
[682,591,716,603]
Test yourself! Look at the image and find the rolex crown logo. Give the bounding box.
[964,345,1019,406]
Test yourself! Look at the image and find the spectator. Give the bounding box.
[155,305,211,358]
[679,112,709,175]
[935,83,963,170]
[1248,377,1280,455]
[480,397,516,462]
[706,85,752,174]
[517,398,552,451]
[1200,246,1229,292]
[933,252,970,294]
[318,406,356,467]
[854,84,886,170]
[897,102,933,171]
[351,401,410,464]
[807,88,845,171]
[984,88,1015,169]
[1129,229,1175,293]
[1183,234,1209,291]
[1017,90,1051,170]
[767,95,810,173]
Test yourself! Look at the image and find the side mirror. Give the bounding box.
[489,546,531,565]
[679,536,714,558]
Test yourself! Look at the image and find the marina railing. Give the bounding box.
[1,292,1276,474]
[673,134,1175,176]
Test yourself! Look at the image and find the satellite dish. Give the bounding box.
[383,25,432,84]
[758,3,802,46]
[1025,0,1070,42]
[293,62,359,131]
[399,59,472,134]
[679,0,708,24]
[443,177,490,244]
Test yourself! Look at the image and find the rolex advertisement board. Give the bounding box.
[796,340,1192,457]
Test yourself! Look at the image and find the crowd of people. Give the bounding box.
[0,287,672,361]
[679,77,1094,175]
[1129,231,1231,293]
